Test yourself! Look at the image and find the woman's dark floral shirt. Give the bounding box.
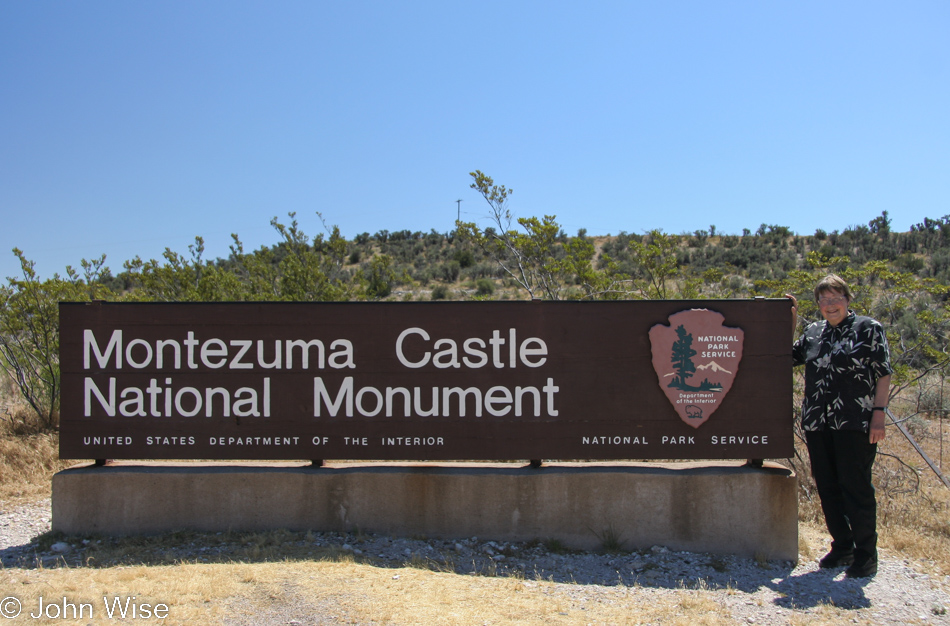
[792,311,892,433]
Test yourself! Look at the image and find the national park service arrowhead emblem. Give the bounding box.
[649,309,744,429]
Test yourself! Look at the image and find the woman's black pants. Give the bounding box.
[805,429,878,561]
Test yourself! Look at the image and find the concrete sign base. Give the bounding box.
[52,461,798,561]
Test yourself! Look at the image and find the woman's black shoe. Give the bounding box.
[818,550,854,568]
[845,555,878,578]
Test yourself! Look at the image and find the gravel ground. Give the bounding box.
[2,498,949,625]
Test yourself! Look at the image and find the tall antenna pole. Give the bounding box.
[456,199,463,224]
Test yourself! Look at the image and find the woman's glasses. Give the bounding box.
[818,296,846,307]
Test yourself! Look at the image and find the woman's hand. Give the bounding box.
[785,294,798,334]
[869,410,886,444]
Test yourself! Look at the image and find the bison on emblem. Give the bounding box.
[685,405,703,419]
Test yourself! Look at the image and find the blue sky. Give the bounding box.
[2,1,948,281]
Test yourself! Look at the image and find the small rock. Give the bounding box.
[50,542,71,554]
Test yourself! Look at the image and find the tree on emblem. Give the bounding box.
[670,325,697,388]
[669,324,724,392]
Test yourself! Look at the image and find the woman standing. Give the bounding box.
[787,274,892,578]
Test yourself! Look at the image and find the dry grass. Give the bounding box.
[874,420,948,572]
[4,560,739,626]
[0,432,72,504]
[0,392,73,504]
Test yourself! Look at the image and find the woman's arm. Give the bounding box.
[869,374,891,444]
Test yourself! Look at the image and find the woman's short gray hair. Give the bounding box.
[814,274,852,302]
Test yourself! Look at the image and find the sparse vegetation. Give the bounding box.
[593,525,626,554]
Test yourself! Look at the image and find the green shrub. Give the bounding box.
[475,279,495,296]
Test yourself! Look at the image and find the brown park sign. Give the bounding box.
[59,300,794,461]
